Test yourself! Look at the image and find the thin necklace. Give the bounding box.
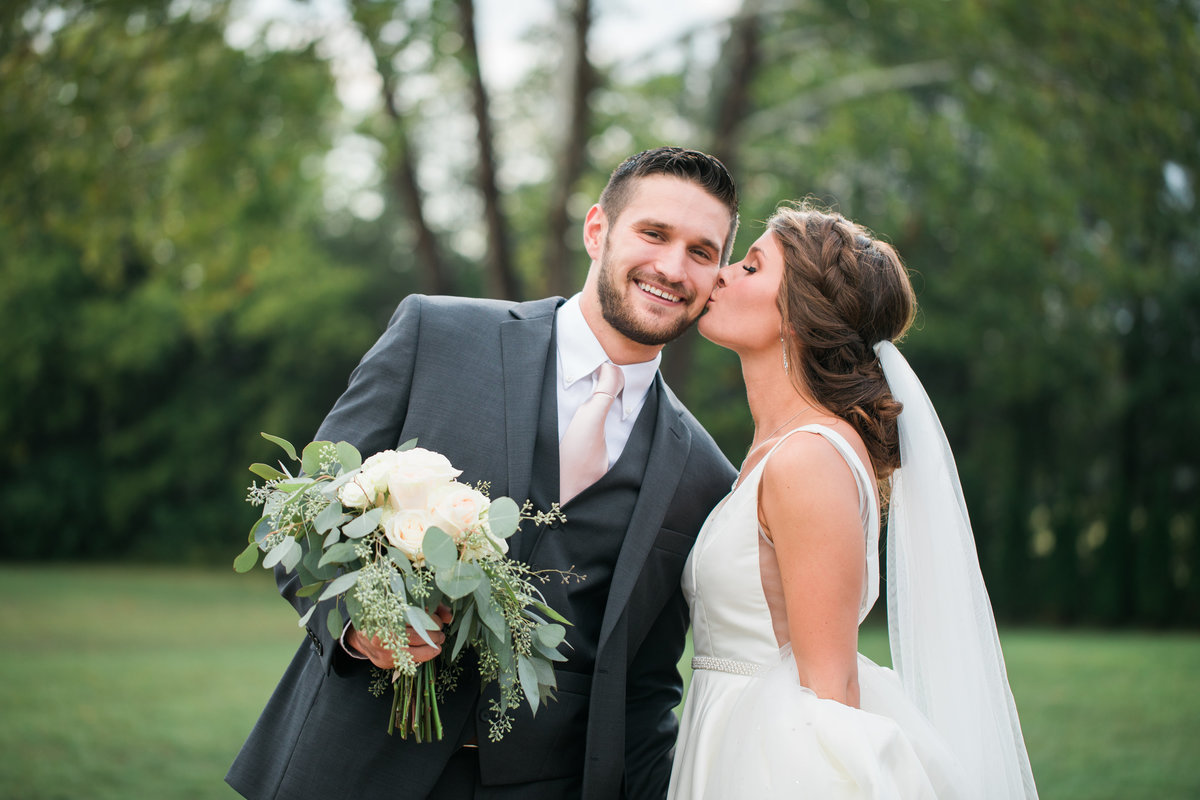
[741,404,812,468]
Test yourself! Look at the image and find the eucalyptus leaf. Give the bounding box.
[250,517,272,544]
[281,538,303,572]
[535,624,566,649]
[302,534,337,581]
[397,438,418,452]
[297,603,316,628]
[249,462,288,481]
[321,470,358,498]
[472,582,507,640]
[318,569,360,602]
[478,597,507,640]
[274,479,311,492]
[405,605,439,647]
[314,502,344,534]
[301,441,328,476]
[422,527,457,571]
[263,536,298,570]
[450,602,476,661]
[335,441,362,472]
[343,508,383,539]
[487,496,521,539]
[261,432,299,462]
[345,593,363,627]
[532,656,556,687]
[435,561,483,600]
[323,528,341,549]
[295,581,325,598]
[517,655,540,715]
[389,572,408,603]
[318,541,359,568]
[532,637,569,663]
[531,600,573,626]
[233,540,260,573]
[326,606,344,639]
[388,549,414,575]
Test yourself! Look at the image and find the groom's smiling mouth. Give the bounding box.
[634,280,684,304]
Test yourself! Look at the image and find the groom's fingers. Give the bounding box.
[404,625,446,648]
[346,627,398,669]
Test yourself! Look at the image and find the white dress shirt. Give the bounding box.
[555,294,661,470]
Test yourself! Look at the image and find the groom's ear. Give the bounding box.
[583,204,608,260]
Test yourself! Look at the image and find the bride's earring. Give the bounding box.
[781,334,789,375]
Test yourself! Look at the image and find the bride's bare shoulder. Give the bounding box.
[758,426,865,538]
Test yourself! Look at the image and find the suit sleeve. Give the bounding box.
[273,294,425,670]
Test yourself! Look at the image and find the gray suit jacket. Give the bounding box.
[227,294,735,800]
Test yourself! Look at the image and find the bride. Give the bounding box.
[667,203,1038,798]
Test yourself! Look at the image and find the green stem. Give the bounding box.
[429,662,443,739]
[388,680,400,736]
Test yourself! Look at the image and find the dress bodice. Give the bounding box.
[683,424,880,665]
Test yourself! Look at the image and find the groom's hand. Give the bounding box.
[344,605,453,667]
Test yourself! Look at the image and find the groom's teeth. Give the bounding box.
[637,281,681,302]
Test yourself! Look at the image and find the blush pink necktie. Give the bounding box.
[559,361,624,504]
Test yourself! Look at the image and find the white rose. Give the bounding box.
[385,447,462,509]
[358,451,406,499]
[382,508,431,561]
[337,476,373,509]
[430,483,491,539]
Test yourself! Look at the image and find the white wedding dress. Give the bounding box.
[667,425,968,799]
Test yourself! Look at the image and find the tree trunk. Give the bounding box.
[543,0,595,299]
[382,82,454,296]
[458,0,520,300]
[352,1,452,295]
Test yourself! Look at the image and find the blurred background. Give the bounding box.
[2,1,1199,797]
[4,0,1198,627]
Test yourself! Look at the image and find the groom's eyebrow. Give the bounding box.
[637,217,720,257]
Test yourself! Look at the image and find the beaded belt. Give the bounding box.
[690,655,760,676]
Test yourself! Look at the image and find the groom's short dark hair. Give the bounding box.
[599,146,740,265]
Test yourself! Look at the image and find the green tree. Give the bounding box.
[0,3,379,559]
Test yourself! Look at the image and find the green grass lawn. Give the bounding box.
[1,565,1197,799]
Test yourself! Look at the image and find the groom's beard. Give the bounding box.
[596,254,699,347]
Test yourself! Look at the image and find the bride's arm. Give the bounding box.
[758,433,866,707]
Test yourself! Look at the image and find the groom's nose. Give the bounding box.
[654,245,690,283]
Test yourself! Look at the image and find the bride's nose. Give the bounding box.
[715,263,733,289]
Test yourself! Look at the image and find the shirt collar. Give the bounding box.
[556,294,661,420]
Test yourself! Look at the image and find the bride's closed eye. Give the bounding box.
[742,264,757,274]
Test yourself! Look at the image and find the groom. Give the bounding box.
[226,147,739,800]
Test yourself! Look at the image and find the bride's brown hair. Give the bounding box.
[769,201,915,483]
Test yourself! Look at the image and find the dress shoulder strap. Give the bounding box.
[760,424,881,623]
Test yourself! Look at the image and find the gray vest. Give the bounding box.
[470,343,659,785]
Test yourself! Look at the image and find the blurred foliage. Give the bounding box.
[1,0,1197,625]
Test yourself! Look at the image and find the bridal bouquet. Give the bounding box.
[235,434,572,742]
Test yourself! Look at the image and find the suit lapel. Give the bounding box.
[596,375,691,654]
[499,298,560,512]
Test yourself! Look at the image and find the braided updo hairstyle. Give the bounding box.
[769,202,915,484]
